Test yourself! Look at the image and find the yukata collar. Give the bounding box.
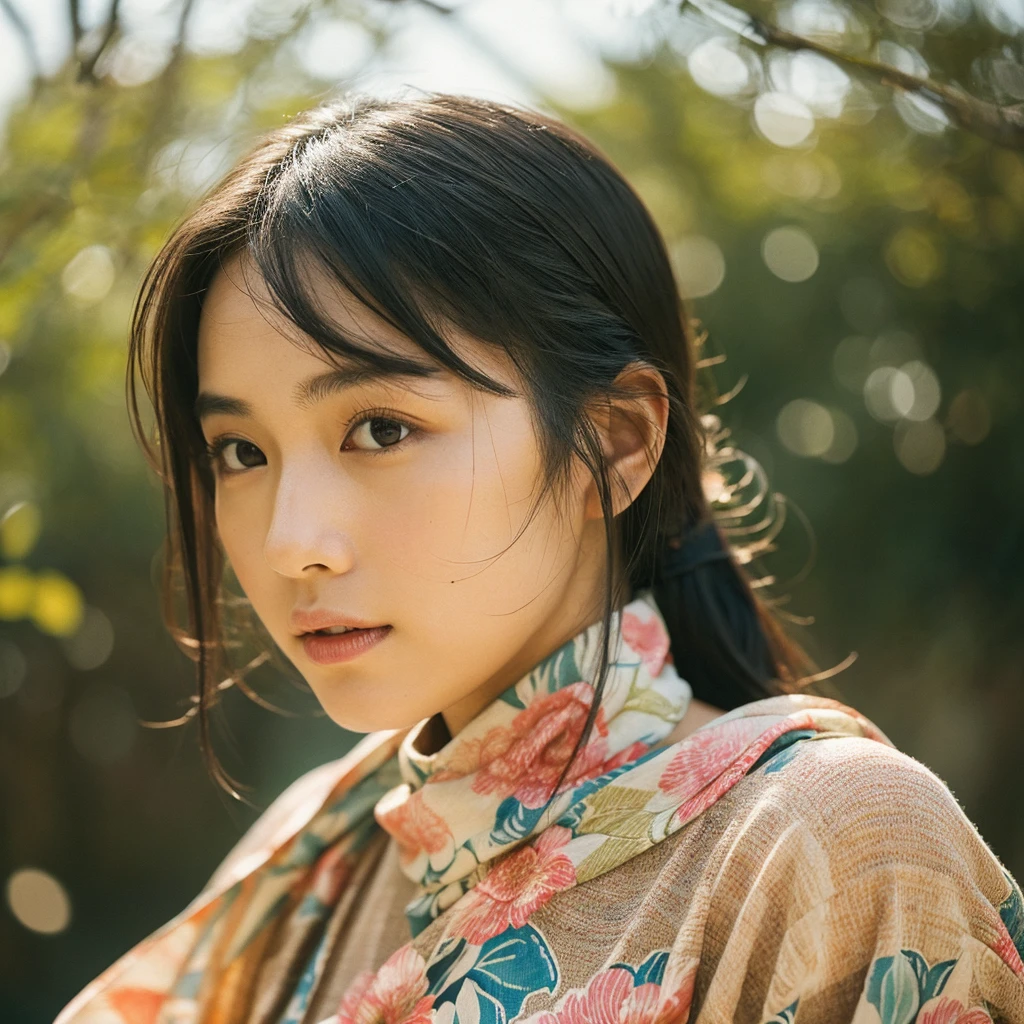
[372,589,693,934]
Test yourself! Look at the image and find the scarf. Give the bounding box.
[55,589,892,1024]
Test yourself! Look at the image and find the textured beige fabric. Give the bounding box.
[306,733,1024,1023]
[303,831,421,1019]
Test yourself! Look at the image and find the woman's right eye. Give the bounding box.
[206,438,266,474]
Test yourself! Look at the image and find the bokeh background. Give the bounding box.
[1,0,1022,1019]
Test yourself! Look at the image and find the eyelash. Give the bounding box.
[203,406,418,476]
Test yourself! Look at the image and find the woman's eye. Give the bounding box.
[205,413,413,475]
[345,416,412,452]
[208,439,266,473]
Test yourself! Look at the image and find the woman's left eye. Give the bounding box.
[343,414,414,453]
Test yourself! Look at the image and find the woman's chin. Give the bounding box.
[318,699,436,736]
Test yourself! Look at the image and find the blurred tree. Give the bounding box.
[0,2,1021,1022]
[683,0,1024,148]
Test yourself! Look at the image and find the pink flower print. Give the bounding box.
[337,945,435,1024]
[446,825,576,944]
[657,716,767,803]
[434,682,611,808]
[621,611,670,677]
[375,790,453,867]
[523,955,698,1024]
[992,917,1024,978]
[659,715,817,829]
[636,953,698,1024]
[917,996,994,1023]
[534,967,634,1024]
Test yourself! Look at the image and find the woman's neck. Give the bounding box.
[439,559,634,742]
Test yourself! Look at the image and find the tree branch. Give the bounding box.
[171,0,197,61]
[0,0,42,85]
[680,0,1024,151]
[77,0,122,83]
[67,0,82,45]
[133,0,197,166]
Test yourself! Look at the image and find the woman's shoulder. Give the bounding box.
[753,721,971,831]
[608,714,1022,964]
[642,690,1018,914]
[740,712,968,835]
[568,692,1013,911]
[731,722,1017,909]
[666,690,959,831]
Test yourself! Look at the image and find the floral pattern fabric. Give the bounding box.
[376,597,691,935]
[54,590,1024,1024]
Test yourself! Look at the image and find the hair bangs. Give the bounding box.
[247,143,520,400]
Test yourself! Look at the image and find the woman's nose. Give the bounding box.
[262,465,355,578]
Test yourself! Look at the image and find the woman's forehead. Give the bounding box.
[196,253,521,400]
[199,252,411,354]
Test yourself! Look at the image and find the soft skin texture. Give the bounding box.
[196,252,715,740]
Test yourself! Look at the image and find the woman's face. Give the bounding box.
[196,253,622,737]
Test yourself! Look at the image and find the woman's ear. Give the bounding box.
[583,362,669,521]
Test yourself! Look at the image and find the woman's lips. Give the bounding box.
[301,625,392,665]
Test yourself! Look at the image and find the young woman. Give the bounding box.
[57,93,1024,1024]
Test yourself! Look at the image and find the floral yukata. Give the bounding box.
[56,591,1024,1024]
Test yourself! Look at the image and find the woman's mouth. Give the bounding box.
[301,625,392,665]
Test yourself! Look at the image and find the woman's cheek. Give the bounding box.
[358,444,493,578]
[215,490,273,611]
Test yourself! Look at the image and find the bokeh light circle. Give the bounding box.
[864,366,915,421]
[61,245,115,305]
[62,605,116,671]
[776,399,834,457]
[762,226,820,282]
[947,389,992,444]
[819,407,859,464]
[754,92,815,147]
[670,235,726,298]
[6,868,72,935]
[900,360,942,422]
[688,37,752,97]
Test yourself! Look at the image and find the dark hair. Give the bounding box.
[128,91,835,795]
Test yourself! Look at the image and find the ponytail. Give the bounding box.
[612,330,838,715]
[645,517,816,710]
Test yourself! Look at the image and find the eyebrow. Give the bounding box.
[194,363,441,422]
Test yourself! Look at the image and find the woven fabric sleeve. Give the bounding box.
[694,734,1024,1024]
